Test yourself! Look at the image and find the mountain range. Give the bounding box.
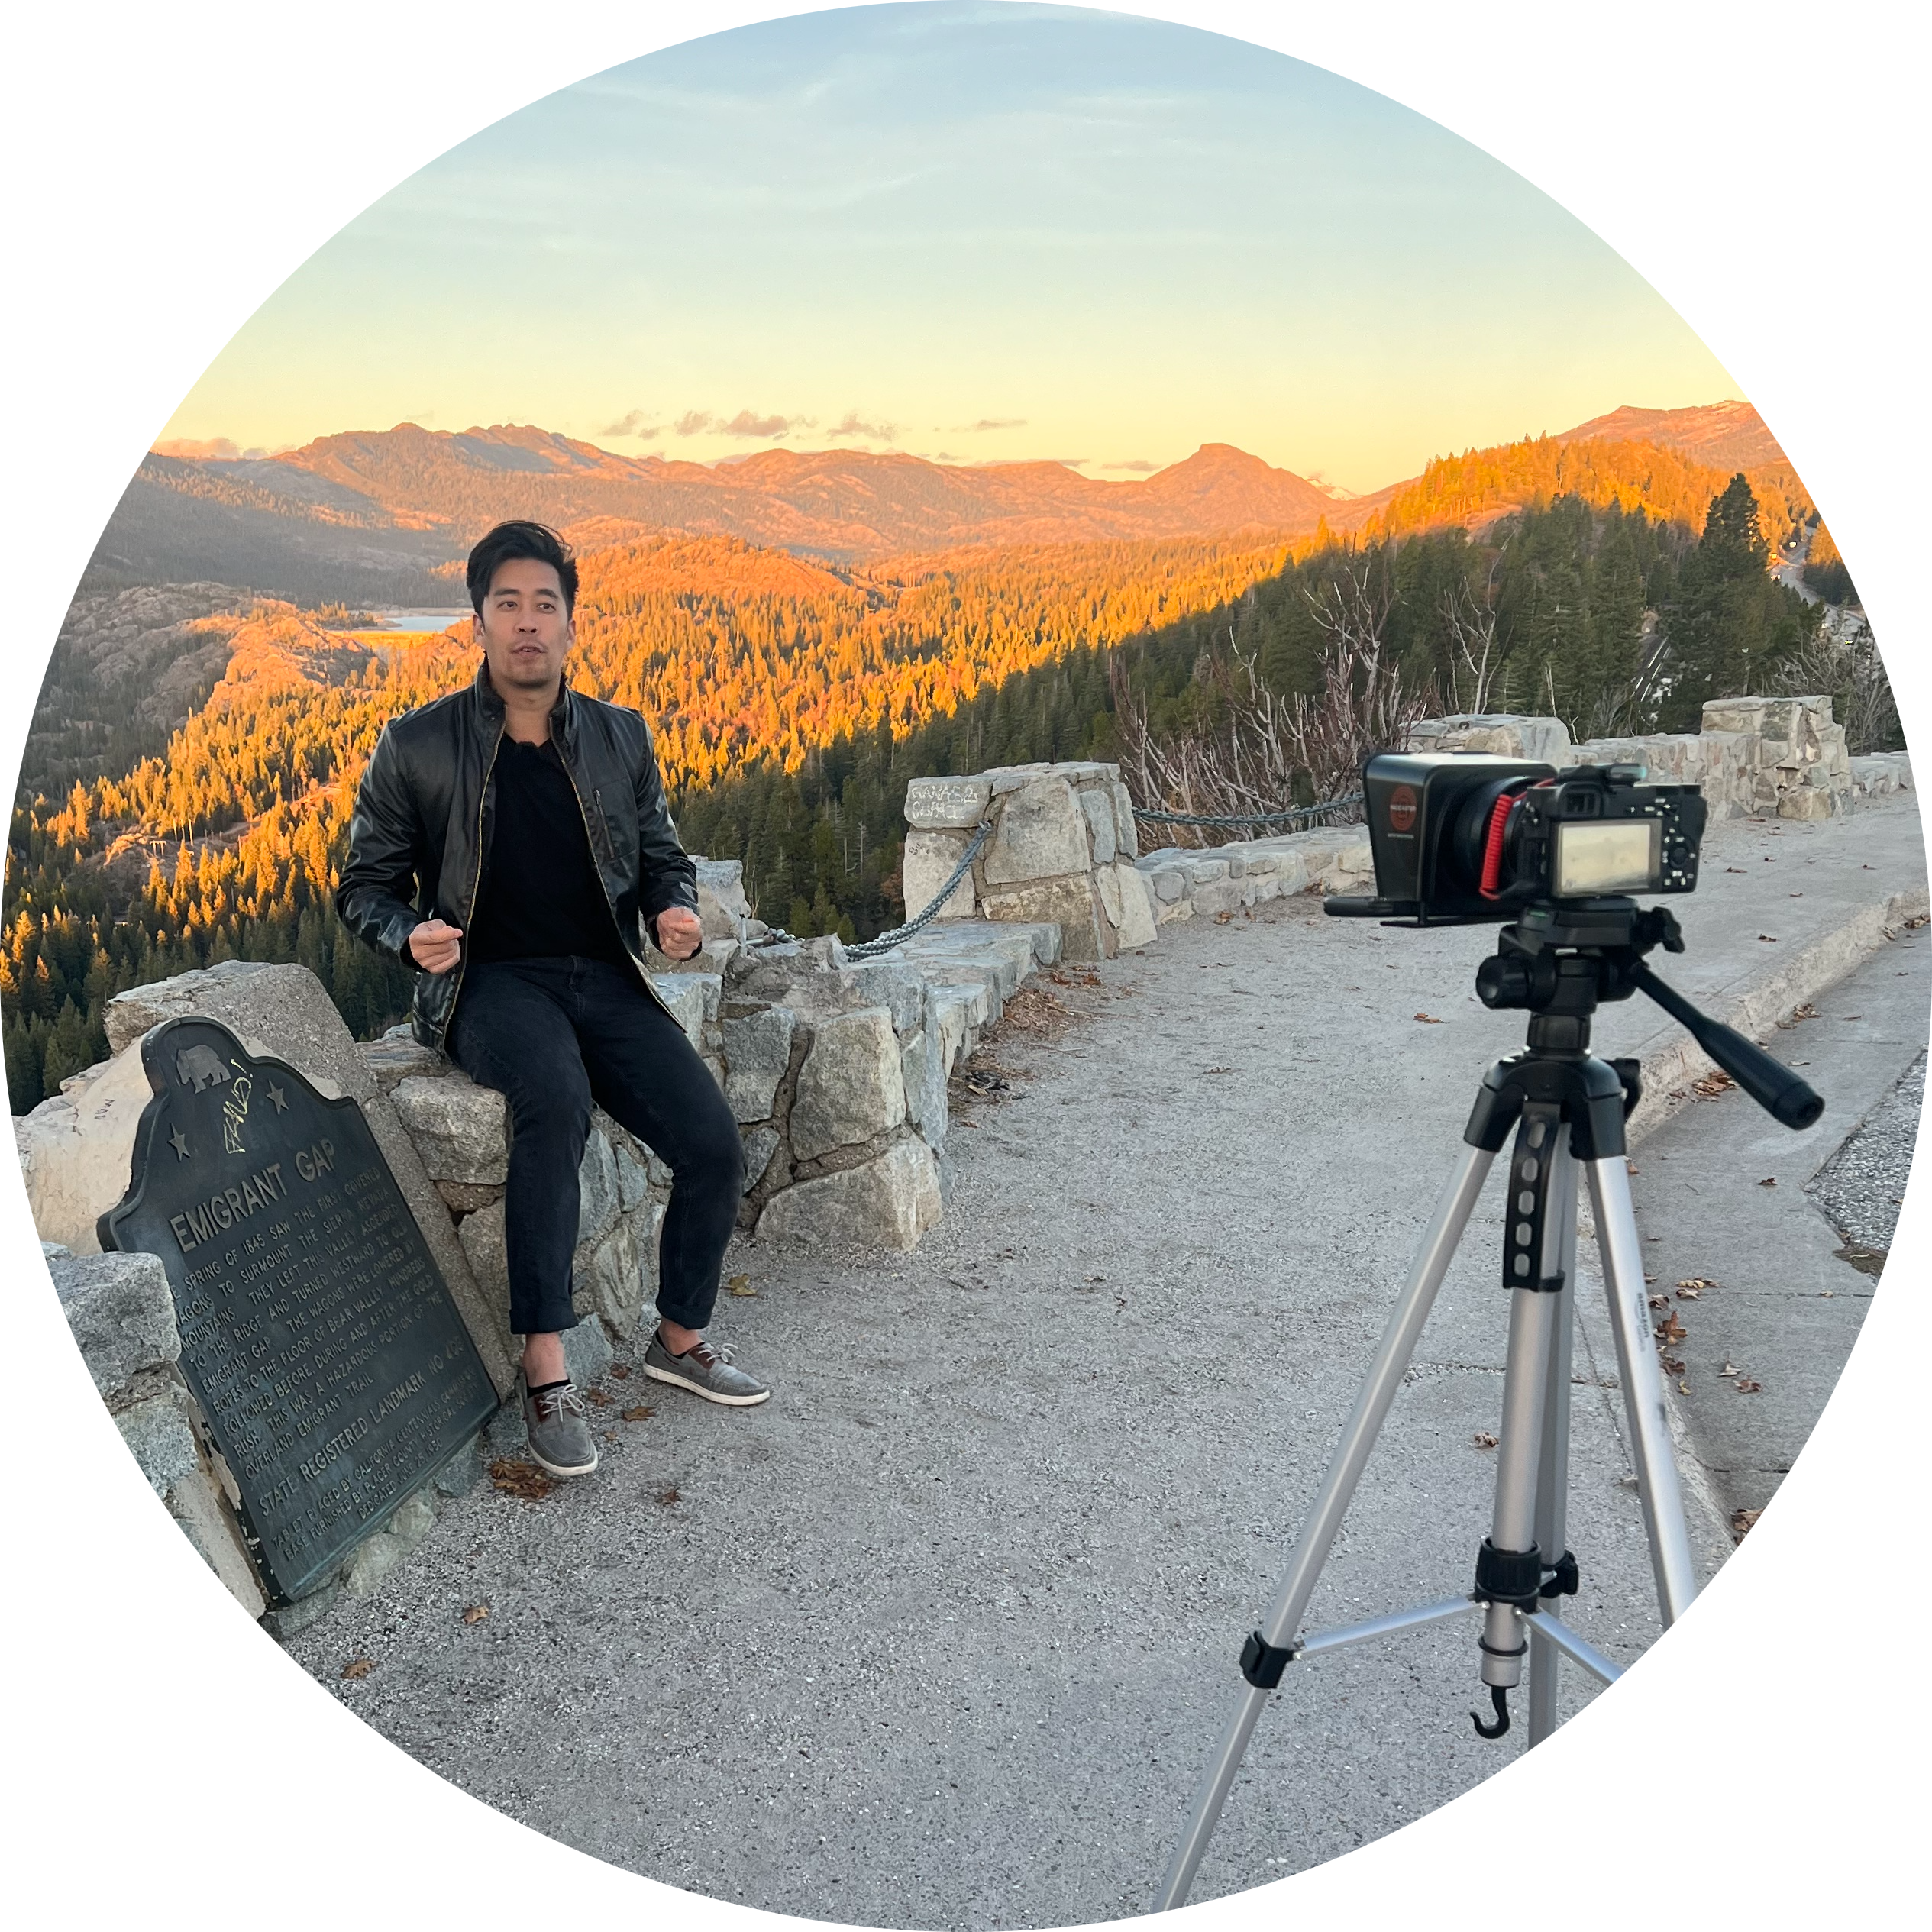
[87,401,1788,605]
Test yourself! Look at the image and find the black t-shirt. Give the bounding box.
[466,736,631,968]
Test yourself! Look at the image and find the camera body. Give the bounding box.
[1340,751,1706,925]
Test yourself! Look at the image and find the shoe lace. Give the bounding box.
[532,1381,588,1422]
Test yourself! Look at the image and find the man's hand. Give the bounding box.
[408,919,464,974]
[654,907,703,961]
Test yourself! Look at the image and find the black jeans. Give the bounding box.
[447,957,745,1337]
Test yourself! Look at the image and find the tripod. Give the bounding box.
[1157,898,1824,1910]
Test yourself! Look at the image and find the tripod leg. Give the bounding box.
[1527,1144,1578,1746]
[1155,1142,1497,1911]
[1585,1158,1698,1626]
[1474,1173,1566,1723]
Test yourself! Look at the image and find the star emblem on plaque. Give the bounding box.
[99,1016,496,1604]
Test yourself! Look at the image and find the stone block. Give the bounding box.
[17,1042,158,1255]
[1192,877,1244,918]
[1780,786,1839,821]
[693,856,753,916]
[719,1004,792,1128]
[983,776,1090,885]
[573,1215,643,1337]
[389,1491,437,1546]
[755,1137,942,1251]
[562,1317,615,1385]
[341,1530,408,1600]
[431,1435,483,1498]
[741,1126,784,1194]
[651,974,708,1052]
[1112,862,1159,951]
[1112,782,1139,861]
[457,1200,509,1333]
[389,1072,508,1186]
[1094,862,1124,929]
[166,1465,266,1618]
[902,829,977,921]
[577,1130,621,1249]
[105,960,351,1087]
[849,960,926,1032]
[980,874,1105,961]
[1147,864,1185,903]
[116,1389,202,1494]
[1078,787,1117,864]
[614,1142,653,1212]
[359,1026,443,1093]
[789,1008,906,1161]
[694,858,751,939]
[903,775,993,830]
[1406,714,1572,764]
[49,1249,179,1394]
[436,1180,502,1215]
[927,986,981,1076]
[900,1025,948,1147]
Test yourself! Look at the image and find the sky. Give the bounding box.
[158,2,1740,496]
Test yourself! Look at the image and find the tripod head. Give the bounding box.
[1474,897,1824,1131]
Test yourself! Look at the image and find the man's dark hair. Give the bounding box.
[466,520,579,618]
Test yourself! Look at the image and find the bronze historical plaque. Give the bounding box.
[99,1016,497,1603]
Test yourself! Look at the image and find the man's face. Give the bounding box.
[474,557,573,694]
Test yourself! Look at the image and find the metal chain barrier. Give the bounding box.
[747,790,1357,958]
[1131,792,1363,831]
[748,819,995,958]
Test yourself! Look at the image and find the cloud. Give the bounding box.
[677,409,810,439]
[826,410,898,441]
[950,418,1027,434]
[1101,459,1160,473]
[722,409,809,438]
[599,409,664,441]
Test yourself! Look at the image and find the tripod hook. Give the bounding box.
[1471,1685,1511,1740]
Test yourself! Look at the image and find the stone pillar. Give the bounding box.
[1700,695,1851,819]
[900,761,1157,962]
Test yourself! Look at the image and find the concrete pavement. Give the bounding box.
[286,790,1927,1929]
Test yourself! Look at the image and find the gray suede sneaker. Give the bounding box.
[641,1332,770,1407]
[520,1376,599,1477]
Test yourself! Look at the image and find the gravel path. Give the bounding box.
[288,796,1926,1929]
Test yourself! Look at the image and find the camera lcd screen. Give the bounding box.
[1554,819,1659,896]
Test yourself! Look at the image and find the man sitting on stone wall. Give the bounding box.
[337,519,766,1478]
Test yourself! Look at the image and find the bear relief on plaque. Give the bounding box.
[100,1016,496,1604]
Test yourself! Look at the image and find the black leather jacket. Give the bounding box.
[335,664,698,1050]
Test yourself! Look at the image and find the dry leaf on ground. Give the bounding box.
[726,1273,758,1297]
[1472,1432,1499,1450]
[488,1458,556,1501]
[463,1604,489,1625]
[341,1657,373,1680]
[1654,1310,1688,1344]
[1691,1071,1737,1100]
[1731,1507,1763,1541]
[1675,1278,1713,1298]
[654,1485,680,1507]
[609,1364,632,1381]
[1734,1376,1764,1394]
[586,1386,612,1405]
[622,1404,656,1423]
[1413,1013,1445,1024]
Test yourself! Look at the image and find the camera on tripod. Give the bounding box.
[1330,752,1707,925]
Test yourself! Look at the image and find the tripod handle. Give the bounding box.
[1629,962,1824,1129]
